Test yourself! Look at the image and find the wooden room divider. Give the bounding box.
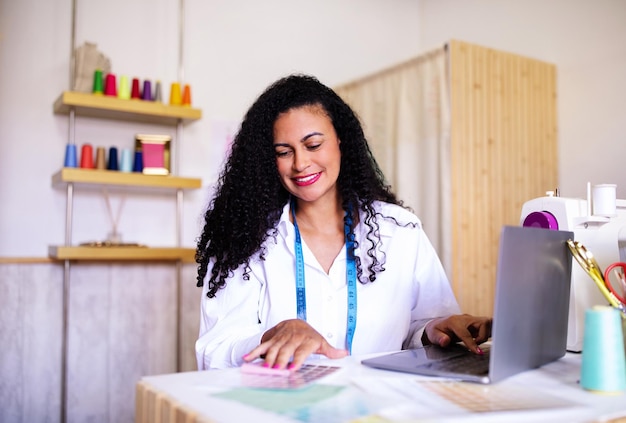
[335,40,558,317]
[448,40,558,316]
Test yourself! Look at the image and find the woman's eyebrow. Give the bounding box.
[274,132,324,147]
[301,132,323,142]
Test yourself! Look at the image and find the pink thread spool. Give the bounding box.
[104,73,117,96]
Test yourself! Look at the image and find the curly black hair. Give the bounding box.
[195,74,402,298]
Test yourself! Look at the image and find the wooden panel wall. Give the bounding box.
[449,40,558,316]
[0,262,200,423]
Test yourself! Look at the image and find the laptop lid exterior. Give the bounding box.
[488,225,573,382]
[361,225,573,384]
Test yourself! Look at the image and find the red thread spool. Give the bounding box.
[80,144,94,168]
[131,78,141,99]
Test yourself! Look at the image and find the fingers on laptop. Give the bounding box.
[425,314,493,354]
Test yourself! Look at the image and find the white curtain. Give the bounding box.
[334,46,452,276]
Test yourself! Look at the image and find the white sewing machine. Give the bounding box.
[520,189,626,352]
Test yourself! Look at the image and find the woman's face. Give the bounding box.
[273,104,341,205]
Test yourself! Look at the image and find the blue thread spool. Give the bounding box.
[107,147,119,171]
[120,148,133,172]
[133,150,143,173]
[64,143,78,168]
[581,306,626,393]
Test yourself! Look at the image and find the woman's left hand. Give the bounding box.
[422,314,493,354]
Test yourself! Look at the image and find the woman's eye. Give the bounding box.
[275,150,291,158]
[306,143,321,151]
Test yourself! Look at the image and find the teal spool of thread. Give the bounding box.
[120,148,133,172]
[581,306,626,393]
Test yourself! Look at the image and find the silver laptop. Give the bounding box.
[362,225,574,384]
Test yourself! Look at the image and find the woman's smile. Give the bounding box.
[292,172,322,186]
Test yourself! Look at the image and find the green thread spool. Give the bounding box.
[93,69,104,95]
[581,306,626,393]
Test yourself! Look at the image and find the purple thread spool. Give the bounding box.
[142,80,152,101]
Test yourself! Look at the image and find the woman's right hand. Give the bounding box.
[242,319,349,371]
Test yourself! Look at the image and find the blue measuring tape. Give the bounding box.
[291,199,358,354]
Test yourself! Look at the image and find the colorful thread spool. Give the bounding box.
[64,144,78,168]
[133,150,143,172]
[120,148,133,172]
[80,144,94,168]
[107,147,119,171]
[104,73,117,96]
[95,147,106,170]
[581,306,626,393]
[93,69,104,95]
[182,84,192,106]
[131,78,141,99]
[142,80,152,101]
[169,82,182,105]
[118,75,131,100]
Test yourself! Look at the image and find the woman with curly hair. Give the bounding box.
[195,74,491,371]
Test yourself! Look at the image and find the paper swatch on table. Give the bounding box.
[417,380,578,413]
[213,384,396,423]
[350,376,583,421]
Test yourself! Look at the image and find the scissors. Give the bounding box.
[566,239,624,310]
[604,262,626,306]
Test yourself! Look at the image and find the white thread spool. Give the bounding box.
[592,184,617,217]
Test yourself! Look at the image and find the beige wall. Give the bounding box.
[0,0,423,257]
[419,0,626,200]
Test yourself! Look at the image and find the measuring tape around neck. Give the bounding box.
[290,198,358,354]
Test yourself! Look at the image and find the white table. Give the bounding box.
[135,353,626,423]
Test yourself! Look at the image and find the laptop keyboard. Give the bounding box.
[418,346,491,376]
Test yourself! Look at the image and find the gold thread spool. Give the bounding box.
[95,147,106,170]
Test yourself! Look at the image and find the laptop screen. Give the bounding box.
[362,225,574,384]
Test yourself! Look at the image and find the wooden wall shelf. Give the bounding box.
[48,246,196,262]
[52,168,202,190]
[53,91,202,125]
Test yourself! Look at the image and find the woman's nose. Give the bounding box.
[292,150,310,172]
